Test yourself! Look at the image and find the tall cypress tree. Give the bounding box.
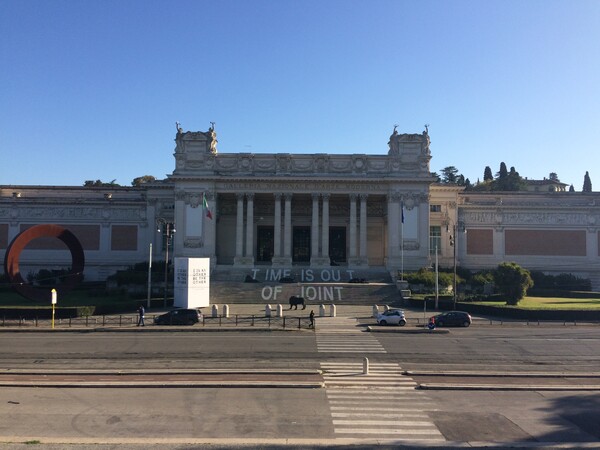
[583,171,593,192]
[483,166,493,181]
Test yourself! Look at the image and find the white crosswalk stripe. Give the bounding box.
[321,362,445,442]
[316,317,386,353]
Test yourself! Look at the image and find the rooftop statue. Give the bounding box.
[209,122,218,154]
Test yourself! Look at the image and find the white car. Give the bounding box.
[377,309,406,326]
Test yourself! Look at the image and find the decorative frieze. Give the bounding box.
[463,210,592,226]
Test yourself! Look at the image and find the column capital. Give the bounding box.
[322,193,330,201]
[284,193,293,201]
[274,192,283,200]
[311,193,320,201]
[246,193,255,201]
[360,193,368,201]
[349,193,358,201]
[236,193,245,201]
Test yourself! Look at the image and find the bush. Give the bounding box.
[530,271,591,291]
[404,268,457,289]
[494,262,534,305]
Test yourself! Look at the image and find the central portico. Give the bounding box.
[162,125,434,275]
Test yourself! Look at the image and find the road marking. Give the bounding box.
[316,318,386,353]
[321,362,444,441]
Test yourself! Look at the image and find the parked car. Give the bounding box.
[377,309,406,326]
[432,311,472,327]
[154,309,202,325]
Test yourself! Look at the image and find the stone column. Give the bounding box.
[587,228,598,262]
[273,193,282,258]
[359,194,368,264]
[311,193,320,258]
[204,191,217,265]
[283,193,292,259]
[386,193,401,269]
[173,190,186,258]
[245,193,254,259]
[235,193,244,258]
[322,193,330,261]
[349,194,357,259]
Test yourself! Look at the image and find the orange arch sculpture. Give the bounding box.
[4,224,85,301]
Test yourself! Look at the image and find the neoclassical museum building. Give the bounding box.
[2,126,600,289]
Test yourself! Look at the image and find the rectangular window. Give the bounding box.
[430,204,442,213]
[430,226,441,254]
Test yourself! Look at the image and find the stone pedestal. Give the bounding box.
[271,256,292,267]
[310,256,330,267]
[234,256,255,266]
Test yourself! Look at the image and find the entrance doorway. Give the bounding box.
[256,226,274,263]
[329,227,346,263]
[293,227,311,263]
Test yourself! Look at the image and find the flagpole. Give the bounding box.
[401,221,404,281]
[400,203,404,281]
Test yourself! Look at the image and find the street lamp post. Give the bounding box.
[451,224,457,310]
[156,219,176,308]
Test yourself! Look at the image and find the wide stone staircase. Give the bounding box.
[208,266,400,306]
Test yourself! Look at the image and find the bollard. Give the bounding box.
[330,304,336,317]
[372,305,379,318]
[277,304,283,317]
[383,305,390,312]
[265,304,272,317]
[210,304,218,318]
[363,357,369,375]
[319,304,326,317]
[223,304,230,318]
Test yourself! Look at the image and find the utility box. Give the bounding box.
[174,258,210,309]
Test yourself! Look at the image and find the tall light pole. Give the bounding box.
[156,219,176,308]
[451,224,457,310]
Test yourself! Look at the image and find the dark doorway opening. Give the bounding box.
[256,226,274,263]
[293,227,311,263]
[329,227,346,263]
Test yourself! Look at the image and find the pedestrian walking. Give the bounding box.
[309,310,315,328]
[428,316,435,331]
[137,305,145,327]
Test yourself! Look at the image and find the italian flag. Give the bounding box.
[203,193,213,220]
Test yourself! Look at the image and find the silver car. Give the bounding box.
[377,309,406,326]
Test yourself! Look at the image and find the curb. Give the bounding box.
[0,381,325,388]
[418,383,600,391]
[366,325,450,333]
[405,370,600,378]
[0,327,315,333]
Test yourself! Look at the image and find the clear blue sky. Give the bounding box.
[1,0,599,189]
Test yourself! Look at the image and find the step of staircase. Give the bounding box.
[209,281,400,306]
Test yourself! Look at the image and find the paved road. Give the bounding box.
[1,319,600,447]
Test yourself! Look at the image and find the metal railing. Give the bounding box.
[0,314,314,330]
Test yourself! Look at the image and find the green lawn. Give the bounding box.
[471,296,600,310]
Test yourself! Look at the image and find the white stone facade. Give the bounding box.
[2,127,600,289]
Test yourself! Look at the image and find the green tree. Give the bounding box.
[483,166,493,182]
[496,162,508,179]
[431,172,441,183]
[583,171,592,192]
[548,172,560,182]
[569,184,575,192]
[131,175,156,186]
[441,166,460,184]
[493,262,533,305]
[83,179,119,187]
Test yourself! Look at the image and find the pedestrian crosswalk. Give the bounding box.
[315,317,386,353]
[321,361,444,442]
